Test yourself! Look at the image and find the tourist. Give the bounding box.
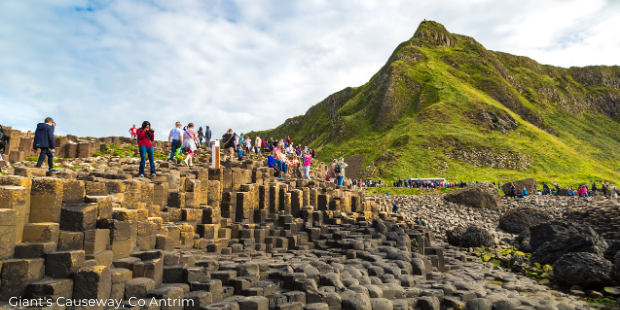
[197,127,204,146]
[311,149,315,158]
[129,124,137,139]
[522,187,529,196]
[137,121,156,177]
[254,136,261,153]
[237,145,244,161]
[326,159,337,182]
[302,150,312,180]
[0,125,8,173]
[610,184,617,198]
[181,123,199,167]
[168,121,184,163]
[391,202,399,214]
[32,117,58,172]
[291,155,300,178]
[267,154,281,178]
[205,126,212,147]
[335,158,348,186]
[602,183,608,197]
[592,181,598,196]
[222,129,235,157]
[245,136,251,152]
[509,182,516,199]
[567,187,576,196]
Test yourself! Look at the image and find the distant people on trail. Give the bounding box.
[302,150,312,181]
[33,117,57,172]
[602,183,608,197]
[137,121,156,178]
[326,159,337,182]
[591,181,598,196]
[611,184,618,198]
[335,158,348,186]
[205,126,212,147]
[129,124,137,139]
[567,187,577,196]
[222,129,235,157]
[182,123,199,167]
[578,185,589,198]
[197,127,204,146]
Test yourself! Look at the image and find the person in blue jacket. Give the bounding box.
[32,117,58,172]
[522,187,529,196]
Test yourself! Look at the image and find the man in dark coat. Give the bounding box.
[33,117,57,172]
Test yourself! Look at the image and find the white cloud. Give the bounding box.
[0,0,617,138]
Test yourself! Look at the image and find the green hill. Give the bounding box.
[249,21,620,187]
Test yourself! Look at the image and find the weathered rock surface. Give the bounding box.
[498,206,554,234]
[500,178,537,197]
[459,226,495,248]
[529,220,609,264]
[553,252,614,288]
[444,182,502,209]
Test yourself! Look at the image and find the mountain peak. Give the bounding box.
[413,20,454,47]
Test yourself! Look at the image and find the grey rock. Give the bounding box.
[553,252,614,288]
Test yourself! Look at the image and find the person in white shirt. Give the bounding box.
[168,121,184,163]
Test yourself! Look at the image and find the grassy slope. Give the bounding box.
[249,22,620,188]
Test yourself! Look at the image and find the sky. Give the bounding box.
[1,0,619,138]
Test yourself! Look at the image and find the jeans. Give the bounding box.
[169,139,182,161]
[199,137,203,146]
[255,147,260,153]
[337,176,344,186]
[303,165,310,180]
[139,146,156,176]
[36,148,54,170]
[274,159,283,172]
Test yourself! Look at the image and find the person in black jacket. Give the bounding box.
[33,117,58,172]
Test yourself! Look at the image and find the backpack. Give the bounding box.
[334,163,341,173]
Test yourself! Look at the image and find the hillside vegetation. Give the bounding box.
[249,21,620,187]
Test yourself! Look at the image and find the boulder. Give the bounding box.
[603,240,620,261]
[516,229,531,252]
[498,206,554,234]
[613,251,620,284]
[444,182,502,209]
[529,220,608,264]
[553,252,614,288]
[446,226,467,247]
[459,226,494,248]
[500,178,536,196]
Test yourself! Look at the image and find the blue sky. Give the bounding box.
[1,0,618,138]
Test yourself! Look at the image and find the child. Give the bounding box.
[237,145,244,161]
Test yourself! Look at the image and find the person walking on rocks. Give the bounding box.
[168,121,184,163]
[182,123,199,167]
[205,126,212,147]
[326,159,337,182]
[222,129,235,158]
[302,150,312,180]
[245,136,251,153]
[137,121,156,177]
[129,124,137,139]
[602,182,608,197]
[592,181,598,196]
[197,127,204,146]
[335,157,348,186]
[509,182,516,199]
[32,117,58,172]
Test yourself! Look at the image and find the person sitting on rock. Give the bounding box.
[522,187,529,196]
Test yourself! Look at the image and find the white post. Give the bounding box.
[211,140,220,169]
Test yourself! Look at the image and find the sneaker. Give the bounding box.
[138,174,144,178]
[49,169,58,173]
[150,174,156,179]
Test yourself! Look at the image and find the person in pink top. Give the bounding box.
[136,121,155,178]
[302,150,312,180]
[182,123,200,167]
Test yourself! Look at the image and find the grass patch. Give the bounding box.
[25,156,38,162]
[588,298,619,308]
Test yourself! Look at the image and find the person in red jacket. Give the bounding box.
[137,121,156,178]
